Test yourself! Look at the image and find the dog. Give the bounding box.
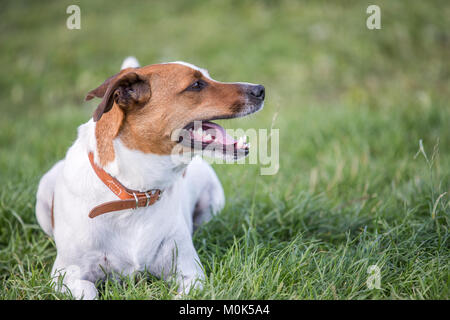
[35,57,265,299]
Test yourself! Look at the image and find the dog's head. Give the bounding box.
[86,62,265,165]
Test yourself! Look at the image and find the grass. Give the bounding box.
[0,0,449,299]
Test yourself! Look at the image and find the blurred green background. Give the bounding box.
[0,0,448,299]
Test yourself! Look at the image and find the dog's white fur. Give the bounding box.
[36,57,225,299]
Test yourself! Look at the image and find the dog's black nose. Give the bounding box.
[248,85,265,100]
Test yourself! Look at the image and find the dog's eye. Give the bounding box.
[186,80,207,92]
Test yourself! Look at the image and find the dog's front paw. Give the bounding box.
[175,275,204,298]
[70,280,98,300]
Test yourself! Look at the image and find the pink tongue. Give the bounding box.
[202,122,236,145]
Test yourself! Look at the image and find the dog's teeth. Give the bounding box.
[238,136,247,143]
[204,134,212,141]
[237,137,244,148]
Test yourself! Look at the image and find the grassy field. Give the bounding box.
[0,0,449,299]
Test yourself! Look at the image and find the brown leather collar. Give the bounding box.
[88,152,163,218]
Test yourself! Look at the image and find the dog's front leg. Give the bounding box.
[51,256,98,300]
[155,235,205,296]
[174,248,205,295]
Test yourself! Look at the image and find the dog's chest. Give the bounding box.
[97,201,182,274]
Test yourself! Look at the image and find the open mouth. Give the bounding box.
[178,120,250,158]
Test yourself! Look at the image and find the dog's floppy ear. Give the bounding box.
[86,69,151,122]
[85,74,116,101]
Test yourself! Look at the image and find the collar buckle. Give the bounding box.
[144,192,151,207]
[132,193,139,209]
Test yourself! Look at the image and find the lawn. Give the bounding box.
[0,0,449,299]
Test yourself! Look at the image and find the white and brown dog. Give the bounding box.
[35,57,265,299]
